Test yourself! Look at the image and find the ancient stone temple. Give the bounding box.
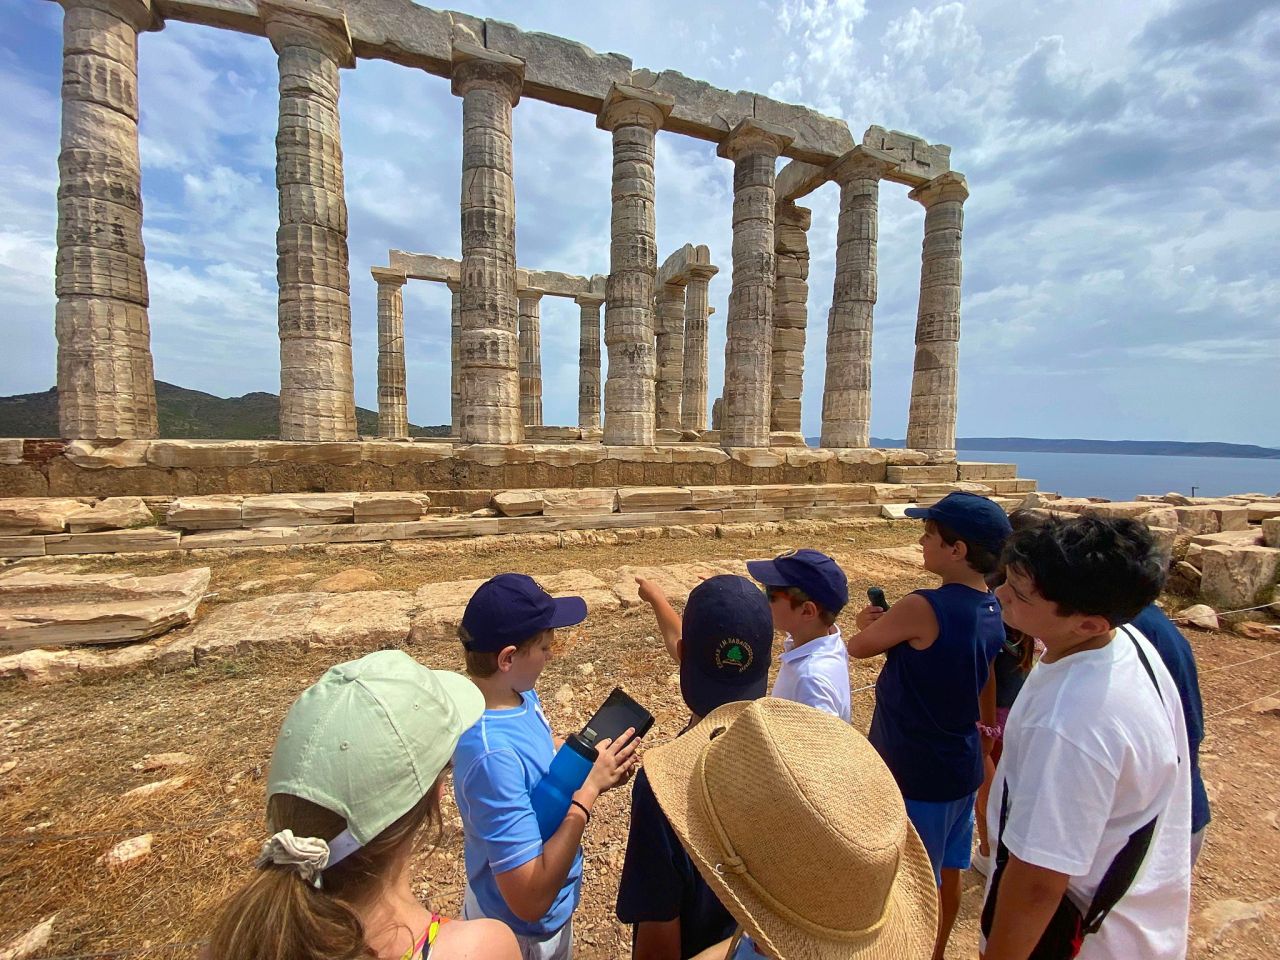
[38,0,969,456]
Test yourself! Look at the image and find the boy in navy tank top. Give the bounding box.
[846,492,1012,960]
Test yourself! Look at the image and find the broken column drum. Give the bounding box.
[453,45,524,444]
[905,172,969,454]
[265,1,358,441]
[53,0,160,440]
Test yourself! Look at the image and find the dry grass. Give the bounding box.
[1,522,1277,959]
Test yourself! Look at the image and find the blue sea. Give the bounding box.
[962,450,1280,502]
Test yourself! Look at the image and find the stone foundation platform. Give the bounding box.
[0,439,1021,499]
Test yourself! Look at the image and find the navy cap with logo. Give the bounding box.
[460,573,588,653]
[679,575,774,718]
[904,491,1013,553]
[746,548,850,613]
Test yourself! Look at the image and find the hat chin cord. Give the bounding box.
[693,748,894,942]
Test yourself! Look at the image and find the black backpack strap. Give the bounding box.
[1121,624,1165,706]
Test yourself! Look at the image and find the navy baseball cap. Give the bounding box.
[905,492,1013,552]
[460,573,587,653]
[679,575,773,718]
[746,548,849,613]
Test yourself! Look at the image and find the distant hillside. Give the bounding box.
[861,437,1280,460]
[0,383,450,440]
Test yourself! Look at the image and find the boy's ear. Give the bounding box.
[1072,613,1113,640]
[496,644,519,671]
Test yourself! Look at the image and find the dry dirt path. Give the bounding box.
[0,523,1276,959]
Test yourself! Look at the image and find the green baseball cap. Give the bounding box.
[267,650,484,865]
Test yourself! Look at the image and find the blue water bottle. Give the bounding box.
[531,733,598,840]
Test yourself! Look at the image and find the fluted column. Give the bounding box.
[598,84,673,445]
[518,291,543,427]
[576,294,603,432]
[680,264,717,431]
[371,267,407,439]
[718,119,794,448]
[263,0,357,441]
[447,280,461,435]
[906,171,969,454]
[771,201,810,435]
[821,146,897,448]
[53,0,160,440]
[655,281,687,431]
[451,42,524,444]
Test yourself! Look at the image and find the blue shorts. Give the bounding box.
[903,793,976,885]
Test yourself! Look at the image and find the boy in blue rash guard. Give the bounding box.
[846,491,1011,960]
[453,574,639,960]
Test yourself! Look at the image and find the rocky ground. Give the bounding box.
[0,520,1277,959]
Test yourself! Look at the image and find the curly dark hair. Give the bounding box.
[1000,514,1167,626]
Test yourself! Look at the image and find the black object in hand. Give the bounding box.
[867,586,889,610]
[580,687,654,748]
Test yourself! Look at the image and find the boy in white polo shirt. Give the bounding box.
[747,548,851,722]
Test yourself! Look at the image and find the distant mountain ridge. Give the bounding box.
[0,382,449,439]
[863,437,1280,460]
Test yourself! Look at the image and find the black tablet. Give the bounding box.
[580,687,654,748]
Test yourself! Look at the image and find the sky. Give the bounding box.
[2,0,1278,444]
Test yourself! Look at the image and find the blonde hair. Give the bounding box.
[208,777,443,960]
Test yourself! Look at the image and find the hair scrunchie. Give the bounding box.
[256,829,331,888]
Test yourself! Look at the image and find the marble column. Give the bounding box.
[718,119,794,448]
[447,280,461,435]
[451,42,524,444]
[680,264,717,431]
[371,266,408,439]
[906,171,969,454]
[517,291,543,427]
[598,83,673,445]
[575,294,603,432]
[771,201,810,436]
[263,0,357,441]
[821,146,897,448]
[655,281,687,431]
[53,0,160,440]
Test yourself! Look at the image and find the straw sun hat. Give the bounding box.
[645,698,938,960]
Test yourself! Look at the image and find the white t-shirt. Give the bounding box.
[770,627,851,722]
[983,625,1192,959]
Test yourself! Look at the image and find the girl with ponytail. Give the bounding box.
[208,651,518,960]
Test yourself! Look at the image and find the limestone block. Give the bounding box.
[885,464,957,483]
[915,483,963,498]
[655,428,684,444]
[954,481,995,496]
[862,126,952,185]
[352,493,431,523]
[483,19,631,110]
[883,449,930,466]
[834,448,889,469]
[1189,530,1264,548]
[535,569,622,616]
[1264,518,1280,548]
[1148,526,1176,559]
[0,536,45,558]
[241,494,356,527]
[1247,500,1280,522]
[604,446,673,464]
[616,487,692,513]
[1175,506,1226,536]
[728,448,785,469]
[0,568,210,652]
[754,95,855,163]
[670,446,729,465]
[869,483,917,502]
[492,490,545,517]
[1137,506,1180,531]
[957,462,1018,481]
[63,440,151,469]
[146,440,261,468]
[809,483,873,505]
[1200,545,1280,609]
[0,439,24,465]
[44,528,181,555]
[784,448,831,467]
[541,489,617,517]
[179,528,307,550]
[987,478,1036,494]
[756,485,818,508]
[66,496,153,533]
[881,504,913,520]
[688,486,735,510]
[1215,506,1250,532]
[166,495,245,531]
[255,442,366,465]
[0,498,90,536]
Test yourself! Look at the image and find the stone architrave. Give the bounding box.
[680,263,717,431]
[263,0,358,442]
[517,291,544,426]
[447,279,461,434]
[53,0,161,440]
[718,119,794,448]
[655,281,687,431]
[906,171,969,453]
[575,294,603,431]
[771,201,811,434]
[452,42,525,444]
[821,146,897,448]
[598,83,674,445]
[371,266,408,439]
